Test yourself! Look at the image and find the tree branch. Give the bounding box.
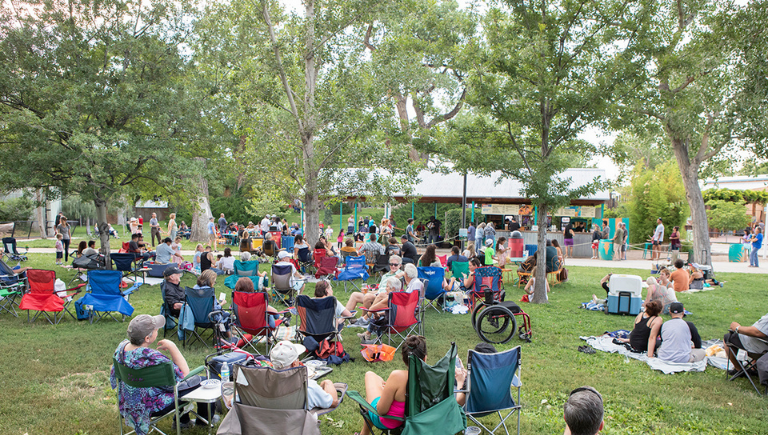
[426,88,467,129]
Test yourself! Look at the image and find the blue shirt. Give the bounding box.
[207,221,215,235]
[467,225,475,241]
[753,233,763,250]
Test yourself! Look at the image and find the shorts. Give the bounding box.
[564,238,574,247]
[591,241,598,249]
[56,252,63,259]
[652,241,660,246]
[292,281,305,292]
[369,397,404,430]
[723,331,744,350]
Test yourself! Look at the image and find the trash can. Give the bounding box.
[509,231,524,258]
[728,244,743,262]
[599,239,614,260]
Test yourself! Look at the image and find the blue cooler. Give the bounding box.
[206,352,249,381]
[606,274,642,316]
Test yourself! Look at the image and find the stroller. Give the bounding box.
[2,237,28,262]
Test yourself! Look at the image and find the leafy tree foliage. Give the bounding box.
[0,197,34,222]
[706,199,751,233]
[627,162,689,244]
[702,188,768,205]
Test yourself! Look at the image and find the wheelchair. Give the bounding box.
[471,287,532,344]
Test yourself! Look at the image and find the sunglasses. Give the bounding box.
[389,263,401,267]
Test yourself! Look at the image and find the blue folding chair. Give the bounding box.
[110,253,142,282]
[335,255,369,292]
[470,266,503,311]
[464,346,522,435]
[181,286,225,348]
[270,264,297,306]
[77,270,140,324]
[281,236,295,254]
[296,247,314,274]
[295,295,346,345]
[0,258,26,317]
[224,260,263,290]
[418,266,447,313]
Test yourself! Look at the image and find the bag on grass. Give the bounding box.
[558,268,568,282]
[360,344,397,362]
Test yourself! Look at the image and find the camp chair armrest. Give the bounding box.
[69,283,87,292]
[182,365,206,381]
[121,283,142,296]
[207,310,224,322]
[275,308,292,315]
[61,289,82,298]
[360,307,390,314]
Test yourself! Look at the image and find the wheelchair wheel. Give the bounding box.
[475,305,517,344]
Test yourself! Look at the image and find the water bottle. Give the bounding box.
[221,362,230,381]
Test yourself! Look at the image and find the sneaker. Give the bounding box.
[357,332,371,341]
[350,318,369,327]
[361,338,376,345]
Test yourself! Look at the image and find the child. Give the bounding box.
[337,229,344,249]
[482,238,495,266]
[55,234,64,265]
[325,225,333,241]
[193,243,203,273]
[171,237,184,266]
[522,266,549,302]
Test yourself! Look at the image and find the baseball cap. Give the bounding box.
[163,265,183,278]
[127,314,165,342]
[401,234,408,240]
[277,250,292,260]
[669,302,685,315]
[269,340,307,369]
[485,239,493,246]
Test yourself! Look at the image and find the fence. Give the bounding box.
[0,220,87,239]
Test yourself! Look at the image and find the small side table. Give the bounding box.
[181,385,222,435]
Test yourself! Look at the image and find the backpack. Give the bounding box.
[558,268,568,282]
[315,339,353,365]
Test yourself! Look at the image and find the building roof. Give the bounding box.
[388,168,609,204]
[702,175,768,191]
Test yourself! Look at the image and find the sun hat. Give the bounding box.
[277,251,292,260]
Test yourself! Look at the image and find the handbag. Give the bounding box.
[558,268,568,282]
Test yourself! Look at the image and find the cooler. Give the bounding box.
[509,231,524,258]
[606,274,642,315]
[699,265,712,280]
[206,352,249,381]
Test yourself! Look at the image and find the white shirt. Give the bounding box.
[325,228,333,239]
[219,256,236,271]
[260,218,270,232]
[653,223,665,242]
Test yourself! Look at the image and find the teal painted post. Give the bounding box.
[411,202,414,219]
[354,203,358,232]
[600,204,604,219]
[534,206,538,225]
[471,201,475,222]
[300,205,304,231]
[434,202,437,218]
[339,202,343,232]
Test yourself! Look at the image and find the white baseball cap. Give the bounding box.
[269,340,306,369]
[278,251,292,260]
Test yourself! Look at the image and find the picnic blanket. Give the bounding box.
[580,335,708,374]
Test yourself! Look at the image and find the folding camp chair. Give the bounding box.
[113,358,206,435]
[469,266,504,311]
[19,269,85,324]
[451,261,470,280]
[111,253,143,282]
[418,266,447,313]
[334,255,369,292]
[464,347,522,435]
[364,291,421,351]
[0,258,27,317]
[181,286,226,349]
[77,270,139,324]
[314,256,338,280]
[160,281,180,338]
[2,237,28,262]
[726,335,768,395]
[231,290,286,354]
[437,254,447,267]
[297,247,315,274]
[271,264,300,306]
[224,260,262,290]
[281,236,295,254]
[313,248,328,271]
[348,342,466,435]
[295,295,352,345]
[371,253,390,275]
[262,240,278,261]
[216,364,348,435]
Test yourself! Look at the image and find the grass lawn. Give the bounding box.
[1,253,766,435]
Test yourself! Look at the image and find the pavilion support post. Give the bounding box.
[300,202,304,231]
[339,202,343,233]
[411,202,414,220]
[354,203,358,232]
[534,206,538,226]
[471,201,475,222]
[461,173,467,250]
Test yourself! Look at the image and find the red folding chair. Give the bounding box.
[364,291,421,351]
[313,248,328,270]
[231,291,287,354]
[315,256,339,279]
[19,269,85,324]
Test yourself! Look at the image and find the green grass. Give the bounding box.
[1,253,767,434]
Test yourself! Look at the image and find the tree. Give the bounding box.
[604,132,673,182]
[706,199,751,235]
[0,0,200,262]
[626,162,689,244]
[194,0,419,247]
[616,0,768,266]
[427,0,641,303]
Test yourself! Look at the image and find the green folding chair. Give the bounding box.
[348,342,467,434]
[112,359,205,435]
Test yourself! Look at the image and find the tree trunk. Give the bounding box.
[35,189,47,239]
[672,138,712,266]
[95,197,112,269]
[532,203,549,304]
[191,157,213,243]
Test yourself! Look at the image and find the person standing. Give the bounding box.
[621,222,629,260]
[563,222,575,259]
[591,223,602,259]
[54,211,63,228]
[650,218,664,261]
[166,213,177,241]
[467,221,476,252]
[347,216,355,235]
[260,215,270,236]
[207,217,217,252]
[56,216,72,263]
[485,222,496,247]
[475,222,486,250]
[218,213,228,236]
[749,226,763,267]
[742,227,752,263]
[149,213,161,247]
[508,217,521,232]
[612,223,624,261]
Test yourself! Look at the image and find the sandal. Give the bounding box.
[578,345,596,354]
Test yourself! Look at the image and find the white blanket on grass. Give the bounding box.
[580,335,708,374]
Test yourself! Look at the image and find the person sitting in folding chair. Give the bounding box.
[354,335,466,435]
[270,341,342,409]
[313,280,355,329]
[163,266,186,318]
[356,277,403,344]
[724,313,768,377]
[275,250,306,294]
[402,264,423,295]
[235,277,290,328]
[110,314,217,434]
[193,270,233,340]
